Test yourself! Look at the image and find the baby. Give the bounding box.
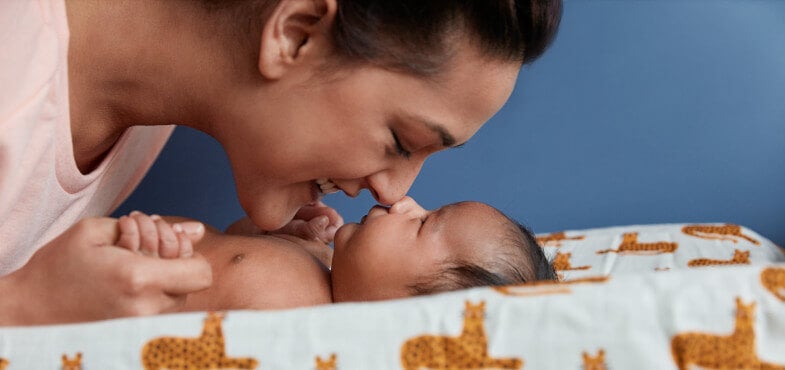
[115,196,556,311]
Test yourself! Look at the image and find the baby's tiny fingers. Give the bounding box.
[117,216,140,252]
[131,211,159,257]
[173,225,194,258]
[154,217,179,259]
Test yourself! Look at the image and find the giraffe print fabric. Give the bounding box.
[535,223,784,281]
[0,224,782,369]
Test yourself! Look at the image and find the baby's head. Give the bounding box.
[330,196,556,302]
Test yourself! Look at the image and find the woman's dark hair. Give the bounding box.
[198,0,562,76]
[407,218,558,297]
[332,0,563,75]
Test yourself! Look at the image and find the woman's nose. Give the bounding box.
[366,158,425,206]
[390,196,429,218]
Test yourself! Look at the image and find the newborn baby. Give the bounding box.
[115,197,556,311]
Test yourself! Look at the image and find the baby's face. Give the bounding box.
[330,196,511,302]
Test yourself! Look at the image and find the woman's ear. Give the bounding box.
[258,0,337,80]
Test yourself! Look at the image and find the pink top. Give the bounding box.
[0,0,173,274]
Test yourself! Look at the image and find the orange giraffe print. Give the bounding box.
[0,358,8,370]
[141,312,258,370]
[493,276,610,297]
[688,249,750,267]
[671,297,785,370]
[553,252,591,272]
[582,349,607,370]
[61,353,82,370]
[400,301,523,370]
[596,232,677,255]
[761,267,785,302]
[315,353,337,370]
[537,231,585,247]
[682,224,760,245]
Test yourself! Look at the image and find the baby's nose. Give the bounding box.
[390,196,429,218]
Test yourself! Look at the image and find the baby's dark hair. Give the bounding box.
[407,215,557,296]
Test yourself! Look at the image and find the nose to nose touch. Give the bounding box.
[390,196,426,217]
[368,157,425,206]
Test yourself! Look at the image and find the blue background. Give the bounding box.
[115,0,785,246]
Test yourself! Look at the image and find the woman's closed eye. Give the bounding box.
[391,130,412,159]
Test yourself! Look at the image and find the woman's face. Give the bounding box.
[330,196,510,302]
[218,41,520,231]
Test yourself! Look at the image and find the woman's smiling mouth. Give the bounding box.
[316,178,340,195]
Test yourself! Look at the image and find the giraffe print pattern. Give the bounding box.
[493,276,610,297]
[553,252,591,272]
[582,349,607,370]
[400,301,523,370]
[536,231,585,247]
[315,353,337,370]
[141,312,258,370]
[688,249,750,267]
[670,297,785,370]
[61,353,82,370]
[682,224,760,245]
[761,267,785,302]
[596,232,678,255]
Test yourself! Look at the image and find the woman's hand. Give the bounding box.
[226,201,344,244]
[0,217,212,325]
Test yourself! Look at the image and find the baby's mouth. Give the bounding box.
[316,178,340,195]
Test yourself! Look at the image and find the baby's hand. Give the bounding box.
[116,211,204,258]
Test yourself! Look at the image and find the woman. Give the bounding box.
[0,0,561,325]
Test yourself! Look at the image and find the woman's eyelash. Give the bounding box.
[391,130,412,159]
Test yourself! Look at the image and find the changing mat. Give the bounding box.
[0,223,783,369]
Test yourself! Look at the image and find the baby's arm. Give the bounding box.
[116,211,205,258]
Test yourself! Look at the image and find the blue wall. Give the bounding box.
[115,0,785,246]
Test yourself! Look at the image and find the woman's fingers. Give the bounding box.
[140,253,213,295]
